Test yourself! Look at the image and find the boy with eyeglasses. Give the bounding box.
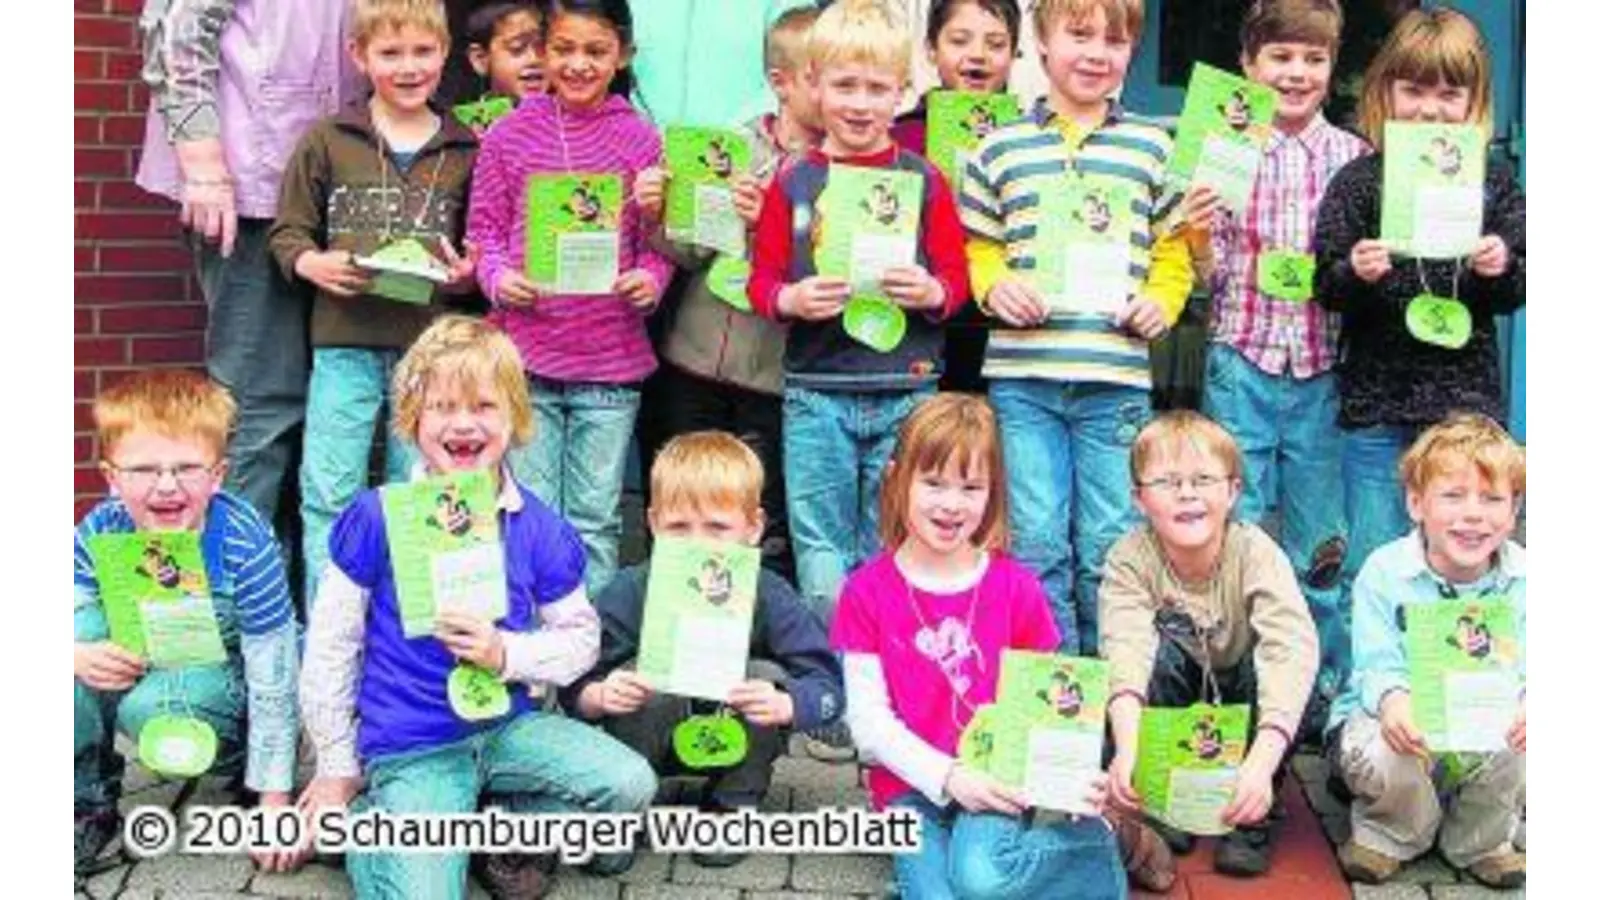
[74,370,300,879]
[1098,410,1318,877]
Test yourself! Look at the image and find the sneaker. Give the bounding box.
[1338,841,1403,884]
[473,853,556,900]
[803,722,857,764]
[74,808,122,877]
[1465,848,1527,890]
[581,849,637,878]
[1214,823,1275,877]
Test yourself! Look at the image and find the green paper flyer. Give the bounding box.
[814,165,924,302]
[356,237,448,305]
[453,95,515,132]
[1133,704,1250,836]
[525,173,623,294]
[1171,63,1278,211]
[1381,122,1486,259]
[637,536,760,701]
[1033,174,1136,316]
[87,531,227,669]
[380,470,508,639]
[664,126,752,257]
[995,652,1108,813]
[925,90,1020,187]
[1405,597,1521,753]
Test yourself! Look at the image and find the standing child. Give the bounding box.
[1182,0,1370,720]
[467,0,675,596]
[464,1,547,111]
[297,316,657,899]
[269,0,480,610]
[960,0,1193,653]
[1325,414,1525,889]
[832,393,1124,898]
[1312,6,1524,578]
[74,372,300,878]
[748,0,971,623]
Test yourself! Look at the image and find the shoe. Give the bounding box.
[1107,810,1176,893]
[1214,822,1274,877]
[1338,841,1403,884]
[473,853,556,900]
[803,722,857,764]
[74,807,122,877]
[1146,817,1195,855]
[1465,848,1526,890]
[581,849,637,878]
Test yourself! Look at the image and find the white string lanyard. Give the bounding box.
[1156,542,1229,707]
[1414,256,1464,303]
[902,564,986,731]
[374,127,447,244]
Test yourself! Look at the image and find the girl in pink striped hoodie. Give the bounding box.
[467,0,673,596]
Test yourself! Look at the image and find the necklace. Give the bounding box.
[899,553,986,729]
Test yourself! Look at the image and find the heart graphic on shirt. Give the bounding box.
[914,617,975,696]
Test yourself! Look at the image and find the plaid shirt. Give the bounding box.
[1207,114,1369,378]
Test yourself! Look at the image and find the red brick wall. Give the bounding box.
[75,0,207,519]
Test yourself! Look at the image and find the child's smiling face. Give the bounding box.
[1038,7,1133,114]
[544,11,631,110]
[1134,442,1240,554]
[929,1,1015,94]
[353,24,446,116]
[415,378,512,478]
[473,9,545,100]
[1407,465,1518,583]
[1243,41,1332,133]
[903,454,992,557]
[1390,77,1474,124]
[101,429,225,532]
[813,61,903,155]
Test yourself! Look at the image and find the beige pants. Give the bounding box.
[1337,710,1524,868]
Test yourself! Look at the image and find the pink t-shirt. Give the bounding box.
[830,551,1061,809]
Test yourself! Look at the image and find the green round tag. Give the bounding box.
[447,664,512,721]
[707,257,752,311]
[1405,294,1473,350]
[842,296,908,353]
[672,714,748,769]
[138,715,218,778]
[1257,250,1314,302]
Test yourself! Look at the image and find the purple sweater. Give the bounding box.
[468,94,673,383]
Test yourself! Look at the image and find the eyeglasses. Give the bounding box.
[105,462,218,493]
[1137,473,1230,495]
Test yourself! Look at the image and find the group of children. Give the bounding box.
[74,0,1528,897]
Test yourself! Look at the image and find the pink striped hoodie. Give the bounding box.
[468,93,673,383]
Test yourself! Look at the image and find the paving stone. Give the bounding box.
[251,862,354,898]
[790,853,894,895]
[623,883,740,900]
[612,851,673,885]
[760,784,794,814]
[671,851,790,889]
[124,852,254,894]
[546,870,625,900]
[121,778,184,811]
[1392,852,1460,885]
[1432,885,1524,900]
[747,893,855,900]
[82,862,130,899]
[1351,885,1428,900]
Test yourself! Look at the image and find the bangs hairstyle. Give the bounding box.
[879,394,1010,552]
[1031,0,1144,43]
[766,5,820,74]
[927,0,1023,50]
[465,1,542,48]
[545,0,637,97]
[94,369,236,460]
[650,432,765,520]
[1129,410,1244,483]
[390,315,534,446]
[1358,6,1492,149]
[807,0,912,82]
[351,0,451,47]
[1400,412,1525,498]
[1241,0,1343,62]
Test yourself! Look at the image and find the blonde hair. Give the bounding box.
[879,393,1010,552]
[1358,6,1493,149]
[391,315,534,446]
[1032,0,1145,44]
[766,5,820,74]
[650,432,765,519]
[94,369,236,461]
[1129,410,1244,483]
[351,0,450,48]
[1241,0,1343,62]
[806,0,912,82]
[1400,413,1525,498]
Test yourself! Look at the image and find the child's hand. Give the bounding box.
[881,265,945,312]
[496,270,542,307]
[1080,770,1111,817]
[726,678,795,728]
[1179,185,1227,236]
[433,611,506,672]
[731,174,764,225]
[598,669,654,716]
[74,641,144,692]
[249,791,302,873]
[1221,754,1275,827]
[944,762,1028,816]
[439,238,481,294]
[1350,239,1393,284]
[1378,690,1428,758]
[984,278,1048,328]
[615,268,661,310]
[1116,296,1170,341]
[1471,234,1510,278]
[635,166,668,221]
[294,250,370,297]
[1507,697,1525,754]
[294,774,362,865]
[1107,749,1143,813]
[777,275,850,321]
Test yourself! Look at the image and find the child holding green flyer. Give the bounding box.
[563,432,843,869]
[74,371,300,878]
[831,394,1125,898]
[458,2,546,136]
[1311,6,1524,580]
[1100,411,1318,879]
[298,316,656,899]
[268,0,481,611]
[1325,414,1525,889]
[466,0,675,597]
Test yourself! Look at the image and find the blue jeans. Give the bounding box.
[782,385,933,621]
[197,219,310,527]
[301,347,417,608]
[890,793,1127,899]
[990,379,1151,654]
[347,710,657,899]
[1203,345,1352,695]
[508,377,641,596]
[1343,424,1418,580]
[74,664,247,811]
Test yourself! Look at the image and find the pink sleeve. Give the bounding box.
[1005,559,1063,652]
[830,571,881,654]
[467,129,512,304]
[625,123,676,303]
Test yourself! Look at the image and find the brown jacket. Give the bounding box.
[1099,522,1319,737]
[268,102,477,349]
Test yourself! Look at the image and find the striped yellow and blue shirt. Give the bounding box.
[960,100,1192,389]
